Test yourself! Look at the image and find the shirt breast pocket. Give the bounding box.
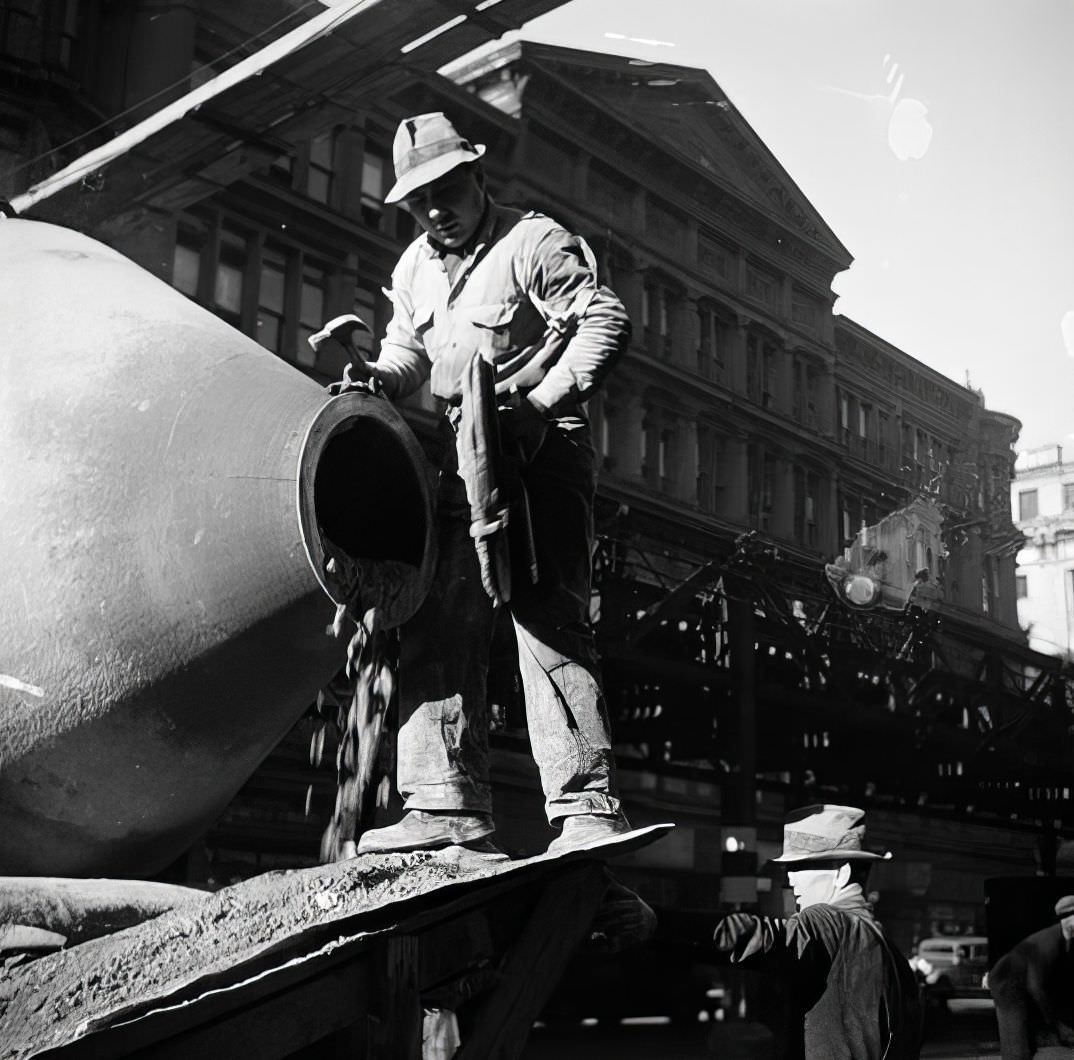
[466,300,520,357]
[466,298,547,361]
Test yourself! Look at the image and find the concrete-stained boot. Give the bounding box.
[357,810,498,854]
[547,812,632,855]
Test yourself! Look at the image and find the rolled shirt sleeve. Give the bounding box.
[519,224,631,415]
[372,262,432,402]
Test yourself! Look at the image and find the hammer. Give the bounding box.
[308,313,374,383]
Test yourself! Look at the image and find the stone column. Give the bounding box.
[728,319,749,396]
[335,128,367,223]
[819,295,836,346]
[777,346,795,417]
[722,435,750,522]
[679,418,700,503]
[824,471,841,555]
[681,296,702,376]
[771,457,796,541]
[736,254,749,293]
[816,360,837,439]
[684,218,700,266]
[781,274,794,321]
[328,251,360,319]
[240,229,264,333]
[632,188,647,236]
[614,393,647,480]
[613,256,643,336]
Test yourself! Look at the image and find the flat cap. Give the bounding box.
[1054,894,1074,919]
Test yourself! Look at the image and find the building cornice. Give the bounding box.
[510,42,852,263]
[524,84,843,294]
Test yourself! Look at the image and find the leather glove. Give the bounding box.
[500,397,550,464]
[471,517,512,608]
[713,912,758,950]
[587,877,658,955]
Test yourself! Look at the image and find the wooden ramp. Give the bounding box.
[3,825,671,1060]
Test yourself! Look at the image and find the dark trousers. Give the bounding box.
[396,416,621,823]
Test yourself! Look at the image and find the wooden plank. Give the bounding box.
[455,863,607,1060]
[97,885,543,1059]
[366,935,422,1060]
[37,935,383,1059]
[53,960,373,1060]
[23,827,673,1058]
[28,866,543,1058]
[417,905,496,989]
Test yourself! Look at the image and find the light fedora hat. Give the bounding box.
[772,804,892,863]
[384,112,486,204]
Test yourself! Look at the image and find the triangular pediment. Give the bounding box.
[516,44,850,264]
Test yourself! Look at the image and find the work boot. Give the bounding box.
[356,809,497,854]
[546,812,633,855]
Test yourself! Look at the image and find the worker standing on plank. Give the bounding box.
[311,112,632,856]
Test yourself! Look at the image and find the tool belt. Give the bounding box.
[454,353,538,606]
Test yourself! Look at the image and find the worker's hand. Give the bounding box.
[328,361,383,397]
[340,358,379,388]
[308,314,379,395]
[587,878,657,955]
[713,912,757,950]
[500,397,549,464]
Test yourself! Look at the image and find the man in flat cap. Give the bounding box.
[990,893,1074,1059]
[313,112,631,856]
[710,804,921,1059]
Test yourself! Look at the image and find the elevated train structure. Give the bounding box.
[591,516,1073,834]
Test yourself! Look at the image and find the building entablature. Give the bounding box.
[622,350,829,439]
[520,172,831,362]
[833,321,984,424]
[546,178,834,358]
[786,336,837,370]
[529,87,841,294]
[455,45,850,293]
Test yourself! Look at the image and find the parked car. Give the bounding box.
[909,936,990,1008]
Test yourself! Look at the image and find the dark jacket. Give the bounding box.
[989,923,1074,1060]
[714,894,922,1060]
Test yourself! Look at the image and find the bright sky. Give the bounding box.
[461,0,1074,451]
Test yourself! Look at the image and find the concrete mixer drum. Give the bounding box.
[298,390,436,629]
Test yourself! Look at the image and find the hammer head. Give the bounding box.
[309,313,372,350]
